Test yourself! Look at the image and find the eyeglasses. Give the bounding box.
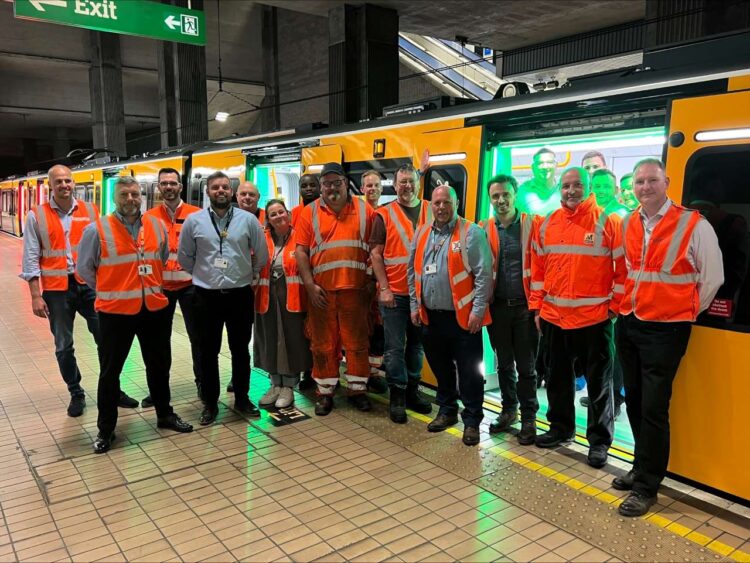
[159,181,180,187]
[321,179,346,188]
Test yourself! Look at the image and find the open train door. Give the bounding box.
[663,84,750,501]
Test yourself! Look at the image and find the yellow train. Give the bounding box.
[2,66,749,502]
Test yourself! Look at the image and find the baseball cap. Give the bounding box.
[319,162,347,177]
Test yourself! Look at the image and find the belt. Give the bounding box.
[503,298,527,307]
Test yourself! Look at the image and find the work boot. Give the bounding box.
[462,427,480,446]
[427,413,458,432]
[367,373,388,394]
[517,420,536,445]
[348,394,372,412]
[67,395,86,418]
[535,429,575,448]
[489,410,518,434]
[315,396,333,416]
[618,491,656,517]
[389,386,407,424]
[405,380,432,414]
[612,469,635,491]
[587,445,608,469]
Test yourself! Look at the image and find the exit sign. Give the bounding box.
[14,0,206,46]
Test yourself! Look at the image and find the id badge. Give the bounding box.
[138,264,153,276]
[424,264,437,275]
[214,257,229,269]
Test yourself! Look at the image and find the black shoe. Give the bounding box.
[405,381,433,414]
[463,426,480,446]
[389,387,406,424]
[93,432,115,454]
[348,394,372,412]
[200,405,219,426]
[587,445,609,468]
[517,420,536,445]
[367,376,388,394]
[227,382,234,393]
[535,429,575,448]
[579,396,590,407]
[235,400,260,417]
[141,395,154,409]
[618,491,656,517]
[489,410,518,434]
[612,469,635,491]
[299,375,316,391]
[118,392,139,409]
[427,413,458,432]
[315,396,333,416]
[67,395,86,417]
[157,414,194,433]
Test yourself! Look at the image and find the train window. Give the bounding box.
[423,165,467,217]
[683,145,750,330]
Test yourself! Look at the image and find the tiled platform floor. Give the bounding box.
[1,233,749,563]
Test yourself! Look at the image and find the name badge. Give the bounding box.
[138,264,153,276]
[425,264,437,275]
[214,257,229,269]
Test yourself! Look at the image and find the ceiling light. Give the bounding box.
[695,128,750,142]
[215,112,229,122]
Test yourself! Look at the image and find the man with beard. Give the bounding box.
[178,171,268,425]
[517,148,559,217]
[237,181,265,224]
[291,174,321,227]
[77,177,193,453]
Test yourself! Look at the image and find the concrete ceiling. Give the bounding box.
[259,0,646,51]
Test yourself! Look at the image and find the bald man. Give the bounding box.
[20,165,138,417]
[237,181,265,224]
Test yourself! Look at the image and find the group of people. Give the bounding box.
[21,149,723,519]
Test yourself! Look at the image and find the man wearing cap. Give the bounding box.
[295,163,375,415]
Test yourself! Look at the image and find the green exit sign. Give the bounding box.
[14,0,206,46]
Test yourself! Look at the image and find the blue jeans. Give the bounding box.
[42,277,100,398]
[380,295,424,389]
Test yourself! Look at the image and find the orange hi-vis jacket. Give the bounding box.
[290,204,305,227]
[529,195,626,329]
[144,201,200,291]
[376,200,432,295]
[35,200,98,290]
[480,211,537,300]
[297,197,373,291]
[413,217,492,330]
[620,203,702,321]
[254,228,306,314]
[94,215,169,315]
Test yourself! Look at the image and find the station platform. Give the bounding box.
[0,232,749,563]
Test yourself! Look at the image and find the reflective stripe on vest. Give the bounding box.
[379,201,430,294]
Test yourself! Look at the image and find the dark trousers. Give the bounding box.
[194,285,253,406]
[617,314,691,497]
[487,300,539,421]
[381,295,424,389]
[42,277,100,397]
[164,285,202,387]
[542,318,614,448]
[421,310,484,428]
[97,306,173,435]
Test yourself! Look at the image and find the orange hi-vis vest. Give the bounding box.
[413,218,492,330]
[377,201,432,295]
[94,215,169,315]
[145,201,200,291]
[35,200,98,290]
[620,203,702,321]
[529,194,626,329]
[255,228,306,314]
[481,211,536,300]
[309,197,370,290]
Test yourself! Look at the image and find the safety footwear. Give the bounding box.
[489,410,518,434]
[405,381,432,414]
[462,426,480,446]
[259,385,282,407]
[315,396,333,416]
[367,374,388,394]
[235,400,261,417]
[535,429,575,448]
[618,491,656,517]
[348,394,372,412]
[118,392,139,409]
[517,420,537,445]
[389,386,407,424]
[579,396,590,407]
[427,413,458,432]
[93,432,115,454]
[587,445,609,468]
[157,414,194,433]
[612,469,635,491]
[141,395,154,409]
[226,382,234,393]
[67,395,86,417]
[200,405,219,425]
[275,387,294,409]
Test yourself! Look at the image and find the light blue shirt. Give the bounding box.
[178,206,268,290]
[20,196,78,281]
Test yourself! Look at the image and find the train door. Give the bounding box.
[661,88,750,501]
[301,144,343,174]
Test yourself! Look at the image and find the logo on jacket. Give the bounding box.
[451,241,461,252]
[583,233,595,245]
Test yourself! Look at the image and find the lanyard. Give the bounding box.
[209,207,234,256]
[272,231,291,265]
[427,229,450,264]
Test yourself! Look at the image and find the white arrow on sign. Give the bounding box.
[29,0,67,11]
[164,14,181,30]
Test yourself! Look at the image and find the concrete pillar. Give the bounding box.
[88,31,127,156]
[157,0,208,148]
[260,5,281,132]
[52,128,70,160]
[328,3,399,126]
